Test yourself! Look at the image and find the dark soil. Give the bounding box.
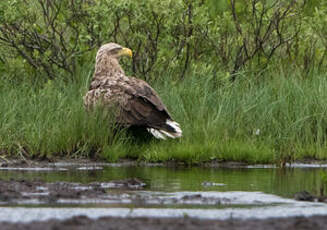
[1,158,327,169]
[294,191,327,203]
[0,159,139,168]
[1,215,327,230]
[0,178,145,204]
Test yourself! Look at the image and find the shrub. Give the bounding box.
[0,0,325,82]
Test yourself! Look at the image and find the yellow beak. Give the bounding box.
[120,47,133,58]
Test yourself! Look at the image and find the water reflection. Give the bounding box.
[0,166,325,198]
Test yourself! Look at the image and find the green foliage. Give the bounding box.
[1,0,324,81]
[207,0,229,16]
[320,171,327,196]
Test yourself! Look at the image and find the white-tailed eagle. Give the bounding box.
[84,43,182,139]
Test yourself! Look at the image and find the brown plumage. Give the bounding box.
[83,43,182,139]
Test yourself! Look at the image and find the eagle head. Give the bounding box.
[97,43,133,60]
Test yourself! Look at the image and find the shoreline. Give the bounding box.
[1,158,327,169]
[1,215,327,230]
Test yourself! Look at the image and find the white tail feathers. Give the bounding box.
[147,119,182,140]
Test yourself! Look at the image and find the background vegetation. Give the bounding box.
[1,0,327,164]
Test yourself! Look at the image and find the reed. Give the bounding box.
[1,68,327,164]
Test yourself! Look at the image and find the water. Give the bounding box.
[0,166,325,197]
[0,164,327,222]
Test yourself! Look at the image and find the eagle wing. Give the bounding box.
[119,77,173,130]
[84,76,181,138]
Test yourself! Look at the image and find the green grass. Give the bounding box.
[2,68,327,164]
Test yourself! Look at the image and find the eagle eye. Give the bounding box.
[110,47,122,54]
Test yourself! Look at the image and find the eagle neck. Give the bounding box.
[94,53,125,79]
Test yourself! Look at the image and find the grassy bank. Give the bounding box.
[1,68,327,164]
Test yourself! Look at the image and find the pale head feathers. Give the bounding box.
[94,43,132,78]
[96,43,132,61]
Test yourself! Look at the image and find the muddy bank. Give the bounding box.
[1,215,327,230]
[2,158,327,169]
[0,179,318,207]
[0,158,247,168]
[0,159,141,169]
[0,178,145,204]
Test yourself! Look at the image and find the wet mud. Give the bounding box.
[2,158,327,169]
[294,191,327,203]
[1,215,327,230]
[0,178,145,204]
[0,179,240,206]
[1,178,326,206]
